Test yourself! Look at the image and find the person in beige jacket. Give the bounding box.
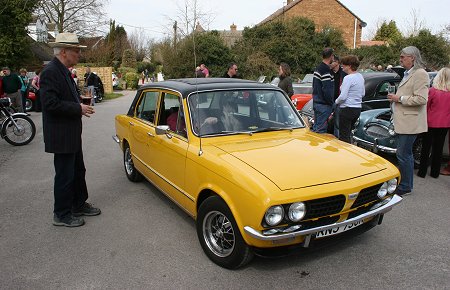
[387,46,429,196]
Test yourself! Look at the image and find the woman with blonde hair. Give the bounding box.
[417,67,450,178]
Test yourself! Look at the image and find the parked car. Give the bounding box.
[114,78,402,269]
[300,73,313,84]
[291,83,313,110]
[352,108,449,167]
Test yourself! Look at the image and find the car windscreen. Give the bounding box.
[188,89,304,136]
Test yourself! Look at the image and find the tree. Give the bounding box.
[373,20,403,45]
[37,0,108,36]
[0,0,39,69]
[128,28,152,62]
[159,31,231,79]
[233,17,346,78]
[121,49,137,69]
[398,29,450,69]
[166,0,214,38]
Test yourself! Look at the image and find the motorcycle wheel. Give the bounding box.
[2,115,36,146]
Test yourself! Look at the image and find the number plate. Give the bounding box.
[315,220,364,239]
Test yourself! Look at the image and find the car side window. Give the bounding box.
[376,81,399,98]
[160,92,187,138]
[136,91,159,123]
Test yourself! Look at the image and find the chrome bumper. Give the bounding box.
[244,194,402,242]
[112,135,120,144]
[352,135,397,154]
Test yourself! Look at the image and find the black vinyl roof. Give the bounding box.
[138,78,278,97]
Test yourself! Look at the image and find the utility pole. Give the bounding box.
[173,21,177,49]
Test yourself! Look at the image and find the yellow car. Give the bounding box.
[113,78,402,269]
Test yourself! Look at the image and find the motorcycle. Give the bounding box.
[0,97,36,146]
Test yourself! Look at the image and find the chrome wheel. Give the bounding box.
[3,116,36,146]
[124,147,134,176]
[202,211,235,258]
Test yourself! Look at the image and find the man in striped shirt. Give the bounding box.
[312,48,334,133]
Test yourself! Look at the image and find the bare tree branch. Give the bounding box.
[36,0,109,36]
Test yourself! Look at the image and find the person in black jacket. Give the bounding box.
[312,48,335,133]
[277,62,294,97]
[40,33,100,227]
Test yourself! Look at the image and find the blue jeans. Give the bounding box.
[396,134,417,192]
[313,103,332,133]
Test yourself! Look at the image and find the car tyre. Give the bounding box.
[123,143,143,182]
[25,99,34,112]
[413,136,422,169]
[197,196,253,269]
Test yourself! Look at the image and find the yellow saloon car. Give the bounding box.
[113,78,402,269]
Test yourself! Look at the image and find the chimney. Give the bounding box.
[230,23,237,32]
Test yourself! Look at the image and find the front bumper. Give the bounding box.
[352,135,397,154]
[244,194,402,242]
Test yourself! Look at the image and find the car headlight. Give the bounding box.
[377,182,388,199]
[265,206,284,226]
[387,178,397,193]
[354,118,360,127]
[288,202,306,222]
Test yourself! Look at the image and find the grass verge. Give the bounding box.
[104,92,124,100]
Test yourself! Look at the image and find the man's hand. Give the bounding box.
[387,93,401,103]
[81,104,95,117]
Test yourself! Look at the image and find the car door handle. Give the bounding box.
[147,132,154,137]
[129,122,134,126]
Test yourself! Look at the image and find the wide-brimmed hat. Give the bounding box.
[49,33,87,48]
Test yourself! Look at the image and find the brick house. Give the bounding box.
[259,0,366,48]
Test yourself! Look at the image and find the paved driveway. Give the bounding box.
[1,90,449,289]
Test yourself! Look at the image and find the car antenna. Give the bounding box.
[192,28,203,156]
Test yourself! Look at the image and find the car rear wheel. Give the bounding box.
[197,196,253,269]
[123,143,143,182]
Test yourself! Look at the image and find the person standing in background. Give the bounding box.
[277,62,294,97]
[330,55,347,137]
[19,68,29,112]
[334,55,364,143]
[222,63,238,78]
[2,67,23,112]
[387,46,429,196]
[200,64,210,78]
[31,69,42,112]
[417,67,450,178]
[312,48,334,133]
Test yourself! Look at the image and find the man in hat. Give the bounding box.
[40,32,100,227]
[2,66,23,112]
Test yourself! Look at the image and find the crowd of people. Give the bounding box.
[310,46,450,197]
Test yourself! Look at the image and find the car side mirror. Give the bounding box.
[156,125,171,138]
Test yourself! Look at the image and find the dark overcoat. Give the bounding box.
[40,57,82,153]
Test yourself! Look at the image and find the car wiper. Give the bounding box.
[251,127,294,133]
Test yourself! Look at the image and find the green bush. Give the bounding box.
[124,72,139,89]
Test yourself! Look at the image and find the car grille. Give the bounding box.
[351,183,383,209]
[304,195,346,220]
[365,124,390,139]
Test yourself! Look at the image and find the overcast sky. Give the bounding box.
[105,0,449,40]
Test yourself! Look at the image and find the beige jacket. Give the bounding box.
[393,67,429,134]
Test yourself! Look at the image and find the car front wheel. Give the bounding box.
[197,196,253,269]
[123,143,143,182]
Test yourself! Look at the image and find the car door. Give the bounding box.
[148,91,192,210]
[363,79,400,111]
[129,90,159,174]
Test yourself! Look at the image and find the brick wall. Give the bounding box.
[281,0,363,48]
[75,67,113,94]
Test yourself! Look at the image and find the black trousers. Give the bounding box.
[418,127,449,178]
[35,90,42,112]
[53,149,88,218]
[338,107,361,143]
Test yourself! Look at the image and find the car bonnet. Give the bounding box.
[211,132,389,190]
